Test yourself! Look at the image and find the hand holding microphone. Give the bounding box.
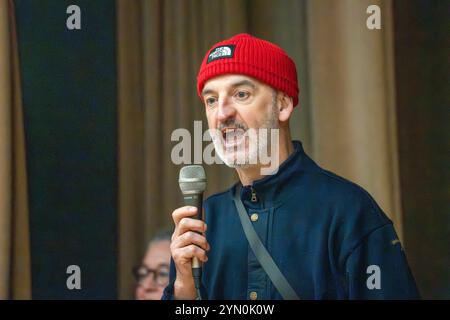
[170,165,209,299]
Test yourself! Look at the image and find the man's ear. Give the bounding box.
[278,92,294,122]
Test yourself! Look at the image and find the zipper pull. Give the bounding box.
[251,187,258,202]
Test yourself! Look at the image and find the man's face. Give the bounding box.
[135,240,171,300]
[201,74,279,168]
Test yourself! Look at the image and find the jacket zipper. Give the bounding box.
[251,187,258,202]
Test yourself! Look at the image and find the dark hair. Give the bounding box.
[147,228,172,250]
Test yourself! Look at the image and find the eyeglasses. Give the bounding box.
[132,264,170,287]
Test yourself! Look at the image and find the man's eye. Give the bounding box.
[205,97,217,106]
[235,91,249,100]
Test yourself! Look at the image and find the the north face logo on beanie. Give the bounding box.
[207,45,235,64]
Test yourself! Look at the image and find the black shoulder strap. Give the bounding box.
[232,184,300,300]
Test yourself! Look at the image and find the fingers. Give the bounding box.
[172,231,210,252]
[175,217,207,238]
[172,206,198,225]
[172,244,209,263]
[171,206,207,240]
[170,206,210,272]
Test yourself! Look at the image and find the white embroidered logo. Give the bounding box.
[207,45,234,63]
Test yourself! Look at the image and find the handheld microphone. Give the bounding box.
[178,165,206,300]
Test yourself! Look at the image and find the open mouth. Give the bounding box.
[221,127,246,147]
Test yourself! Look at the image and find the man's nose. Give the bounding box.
[217,97,236,123]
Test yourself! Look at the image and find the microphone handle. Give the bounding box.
[182,192,203,269]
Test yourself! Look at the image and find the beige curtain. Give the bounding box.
[117,0,401,299]
[0,0,31,299]
[306,0,403,239]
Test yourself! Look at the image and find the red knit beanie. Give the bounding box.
[197,33,299,107]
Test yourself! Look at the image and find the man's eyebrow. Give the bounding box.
[201,80,256,97]
[230,80,256,89]
[201,88,215,97]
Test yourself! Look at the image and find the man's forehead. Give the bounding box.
[201,74,264,95]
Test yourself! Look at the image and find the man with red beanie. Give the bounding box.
[163,34,419,300]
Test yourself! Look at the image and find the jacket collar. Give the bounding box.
[230,140,318,208]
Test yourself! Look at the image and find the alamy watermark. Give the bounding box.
[171,121,280,175]
[366,265,381,290]
[66,265,81,290]
[66,5,81,30]
[366,4,381,30]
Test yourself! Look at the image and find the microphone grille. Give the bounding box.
[179,165,206,193]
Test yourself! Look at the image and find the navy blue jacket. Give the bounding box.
[163,141,419,299]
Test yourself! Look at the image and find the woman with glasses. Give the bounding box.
[133,229,172,300]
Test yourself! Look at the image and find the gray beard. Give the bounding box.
[213,104,279,168]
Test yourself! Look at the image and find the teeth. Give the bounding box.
[222,128,244,145]
[223,128,237,136]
